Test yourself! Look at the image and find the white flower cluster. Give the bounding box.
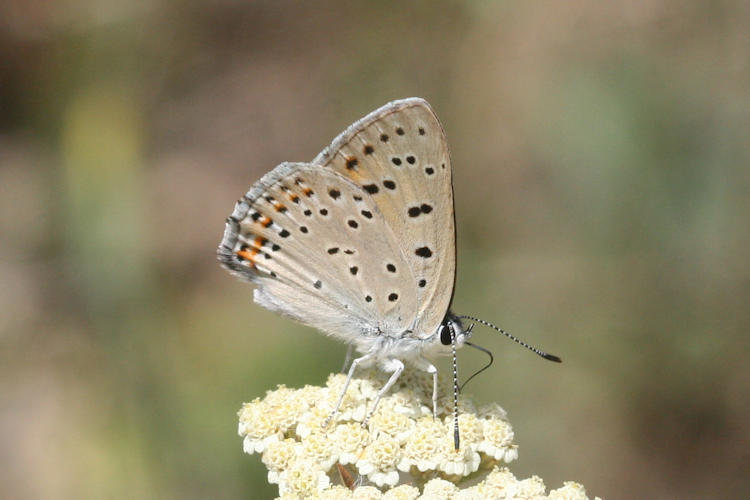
[270,468,596,500]
[238,368,599,499]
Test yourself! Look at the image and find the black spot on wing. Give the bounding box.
[407,204,433,218]
[415,246,433,258]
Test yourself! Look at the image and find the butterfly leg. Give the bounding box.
[413,357,439,419]
[324,350,375,428]
[363,358,405,426]
[340,345,354,373]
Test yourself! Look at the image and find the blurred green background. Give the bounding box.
[1,1,748,499]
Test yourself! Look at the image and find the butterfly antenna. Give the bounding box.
[458,315,562,363]
[460,340,494,392]
[449,321,460,451]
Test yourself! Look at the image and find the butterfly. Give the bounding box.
[218,98,560,448]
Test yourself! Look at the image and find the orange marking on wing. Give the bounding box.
[303,187,313,196]
[260,216,273,227]
[237,237,266,268]
[236,249,257,267]
[289,194,300,203]
[346,170,362,180]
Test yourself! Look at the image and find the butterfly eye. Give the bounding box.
[440,324,453,346]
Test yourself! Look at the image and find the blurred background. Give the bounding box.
[1,1,748,499]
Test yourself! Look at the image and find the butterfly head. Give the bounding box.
[435,312,472,352]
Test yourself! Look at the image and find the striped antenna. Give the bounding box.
[458,315,562,363]
[449,321,460,451]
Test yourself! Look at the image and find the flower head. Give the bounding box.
[237,368,600,499]
[277,459,331,497]
[356,433,402,487]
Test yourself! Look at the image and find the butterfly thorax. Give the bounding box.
[347,311,470,364]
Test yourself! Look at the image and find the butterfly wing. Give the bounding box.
[219,162,418,343]
[312,98,456,339]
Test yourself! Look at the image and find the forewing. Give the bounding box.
[218,162,417,340]
[312,98,456,338]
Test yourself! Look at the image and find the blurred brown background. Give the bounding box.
[1,1,748,499]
